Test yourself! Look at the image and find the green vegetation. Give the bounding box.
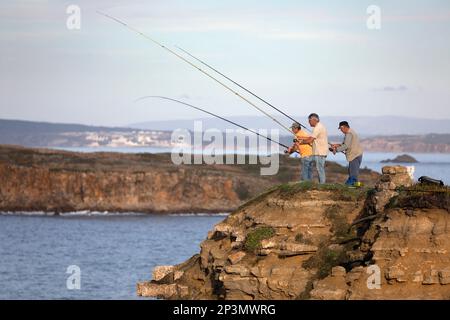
[303,245,348,280]
[388,183,450,210]
[244,226,275,252]
[298,204,357,299]
[294,233,313,245]
[324,205,353,241]
[278,181,369,201]
[279,181,315,196]
[396,183,449,193]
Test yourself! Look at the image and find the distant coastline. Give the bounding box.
[0,144,380,214]
[0,118,449,153]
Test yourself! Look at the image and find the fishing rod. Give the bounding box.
[97,11,292,134]
[174,45,311,132]
[134,96,290,150]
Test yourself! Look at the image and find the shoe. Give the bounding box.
[345,177,356,186]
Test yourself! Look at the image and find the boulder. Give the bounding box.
[224,265,250,277]
[382,166,409,174]
[279,242,318,256]
[219,274,258,296]
[136,282,177,298]
[331,266,346,277]
[439,268,450,285]
[174,270,184,281]
[310,276,348,300]
[228,251,246,264]
[412,271,423,283]
[345,266,364,284]
[260,239,279,249]
[152,265,174,281]
[422,269,440,285]
[386,265,407,283]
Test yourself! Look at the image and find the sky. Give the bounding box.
[1,0,450,127]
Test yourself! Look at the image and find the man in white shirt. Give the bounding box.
[296,113,328,183]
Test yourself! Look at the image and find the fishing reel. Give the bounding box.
[293,138,298,143]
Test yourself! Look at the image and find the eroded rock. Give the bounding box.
[137,167,450,300]
[228,251,246,265]
[152,266,174,281]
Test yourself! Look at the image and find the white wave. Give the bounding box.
[168,212,229,217]
[58,211,147,217]
[0,211,57,216]
[0,211,228,217]
[0,211,147,217]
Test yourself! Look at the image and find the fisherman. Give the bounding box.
[331,121,363,186]
[286,122,313,181]
[295,113,328,183]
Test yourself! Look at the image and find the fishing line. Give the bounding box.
[97,11,292,134]
[135,95,290,149]
[174,45,311,132]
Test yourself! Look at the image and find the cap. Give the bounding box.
[290,122,301,129]
[338,121,349,129]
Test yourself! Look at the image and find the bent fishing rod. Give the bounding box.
[134,96,290,150]
[174,45,311,132]
[97,11,292,134]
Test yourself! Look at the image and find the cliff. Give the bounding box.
[1,119,449,153]
[359,134,450,153]
[0,144,379,213]
[137,166,450,300]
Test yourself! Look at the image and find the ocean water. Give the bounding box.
[0,214,224,299]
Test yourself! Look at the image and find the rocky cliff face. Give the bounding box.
[0,144,379,213]
[360,135,450,153]
[137,166,450,300]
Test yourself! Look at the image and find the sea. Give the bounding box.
[1,147,448,299]
[0,213,225,299]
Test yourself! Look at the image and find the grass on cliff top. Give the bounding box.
[244,226,275,252]
[235,181,371,214]
[388,183,450,210]
[278,181,369,201]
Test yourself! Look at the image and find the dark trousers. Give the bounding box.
[347,155,363,184]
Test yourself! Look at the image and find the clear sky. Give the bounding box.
[1,0,449,126]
